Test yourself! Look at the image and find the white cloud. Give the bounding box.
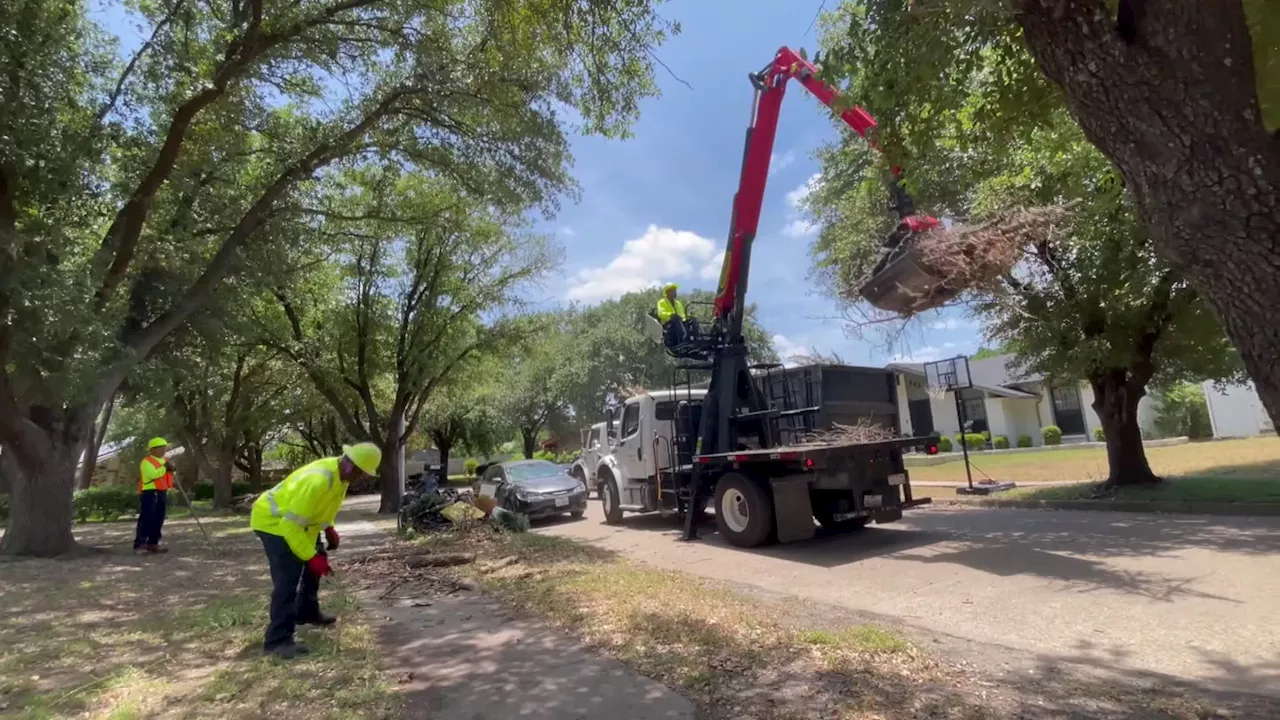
[566,225,717,303]
[560,226,576,237]
[771,334,807,367]
[782,218,818,238]
[700,251,725,281]
[786,172,821,210]
[782,173,822,237]
[768,150,796,176]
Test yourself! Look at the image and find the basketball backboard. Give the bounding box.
[923,356,973,392]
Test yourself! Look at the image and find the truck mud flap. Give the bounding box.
[771,477,816,544]
[872,508,903,524]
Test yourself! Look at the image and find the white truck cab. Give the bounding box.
[594,389,706,522]
[569,421,612,497]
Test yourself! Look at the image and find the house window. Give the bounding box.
[959,390,989,434]
[1050,384,1087,436]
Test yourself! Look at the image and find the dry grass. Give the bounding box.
[388,526,1259,720]
[0,517,399,720]
[908,436,1280,486]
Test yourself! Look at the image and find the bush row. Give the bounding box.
[932,424,1102,452]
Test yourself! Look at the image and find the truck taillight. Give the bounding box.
[804,457,815,468]
[927,444,938,455]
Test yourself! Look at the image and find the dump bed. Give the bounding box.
[760,363,906,436]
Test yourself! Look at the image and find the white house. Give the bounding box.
[1203,380,1274,438]
[887,353,1161,445]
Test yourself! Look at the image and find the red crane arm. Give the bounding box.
[711,46,939,323]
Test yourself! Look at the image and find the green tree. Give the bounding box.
[810,68,1241,486]
[811,0,1280,438]
[494,315,582,458]
[564,288,777,423]
[267,173,556,512]
[0,0,675,554]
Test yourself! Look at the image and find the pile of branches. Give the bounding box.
[400,485,469,531]
[793,420,897,447]
[849,203,1073,313]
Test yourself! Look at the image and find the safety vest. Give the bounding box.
[656,297,687,324]
[138,456,174,492]
[249,457,347,561]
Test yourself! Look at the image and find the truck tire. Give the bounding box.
[601,472,624,525]
[714,473,774,548]
[813,495,870,533]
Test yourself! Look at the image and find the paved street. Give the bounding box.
[536,501,1280,695]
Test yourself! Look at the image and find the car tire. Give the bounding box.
[601,472,624,525]
[714,472,774,548]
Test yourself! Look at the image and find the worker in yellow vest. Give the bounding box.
[250,442,382,659]
[134,437,176,554]
[656,283,701,348]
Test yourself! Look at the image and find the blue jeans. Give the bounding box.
[133,490,167,548]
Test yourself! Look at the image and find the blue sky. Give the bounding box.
[532,0,983,366]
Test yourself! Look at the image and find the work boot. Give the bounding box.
[265,642,310,660]
[144,544,168,554]
[297,613,336,627]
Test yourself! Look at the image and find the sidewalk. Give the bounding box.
[335,501,695,720]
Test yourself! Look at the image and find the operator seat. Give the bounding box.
[645,309,716,360]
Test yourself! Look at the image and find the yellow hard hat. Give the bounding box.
[147,437,168,450]
[342,442,382,477]
[662,282,678,293]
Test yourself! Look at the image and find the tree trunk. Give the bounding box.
[77,400,113,491]
[0,409,93,556]
[521,427,537,459]
[378,410,406,514]
[1018,0,1280,434]
[240,440,264,490]
[210,442,239,510]
[437,440,451,482]
[1091,375,1160,487]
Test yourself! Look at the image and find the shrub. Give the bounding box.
[532,450,557,462]
[1041,425,1063,445]
[1155,381,1213,439]
[73,485,138,523]
[192,482,252,502]
[1017,434,1033,448]
[554,449,582,465]
[464,458,479,476]
[1093,427,1105,441]
[963,433,986,450]
[981,430,991,441]
[937,436,953,452]
[993,435,1009,449]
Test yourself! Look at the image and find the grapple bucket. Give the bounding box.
[857,248,959,314]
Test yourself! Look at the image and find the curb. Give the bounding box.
[937,497,1280,517]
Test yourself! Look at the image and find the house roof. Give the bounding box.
[888,358,1039,400]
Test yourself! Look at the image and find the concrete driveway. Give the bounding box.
[535,502,1280,695]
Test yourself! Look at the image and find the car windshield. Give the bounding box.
[505,461,566,483]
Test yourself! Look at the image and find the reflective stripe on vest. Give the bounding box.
[263,467,336,528]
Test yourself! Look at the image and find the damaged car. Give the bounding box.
[475,459,588,521]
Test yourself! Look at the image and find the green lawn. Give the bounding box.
[1005,475,1280,504]
[909,436,1280,485]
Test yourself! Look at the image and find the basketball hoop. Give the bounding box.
[926,383,949,404]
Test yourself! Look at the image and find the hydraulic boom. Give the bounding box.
[710,46,940,334]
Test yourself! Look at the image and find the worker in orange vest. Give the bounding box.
[133,437,176,554]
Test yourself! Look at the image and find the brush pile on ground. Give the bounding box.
[851,203,1073,313]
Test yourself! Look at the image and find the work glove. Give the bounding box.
[324,527,340,551]
[306,553,332,577]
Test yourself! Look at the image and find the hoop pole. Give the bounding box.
[953,389,974,490]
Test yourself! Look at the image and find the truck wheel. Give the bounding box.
[813,496,870,533]
[601,472,624,525]
[714,473,774,548]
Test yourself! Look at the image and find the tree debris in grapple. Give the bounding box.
[853,204,1074,315]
